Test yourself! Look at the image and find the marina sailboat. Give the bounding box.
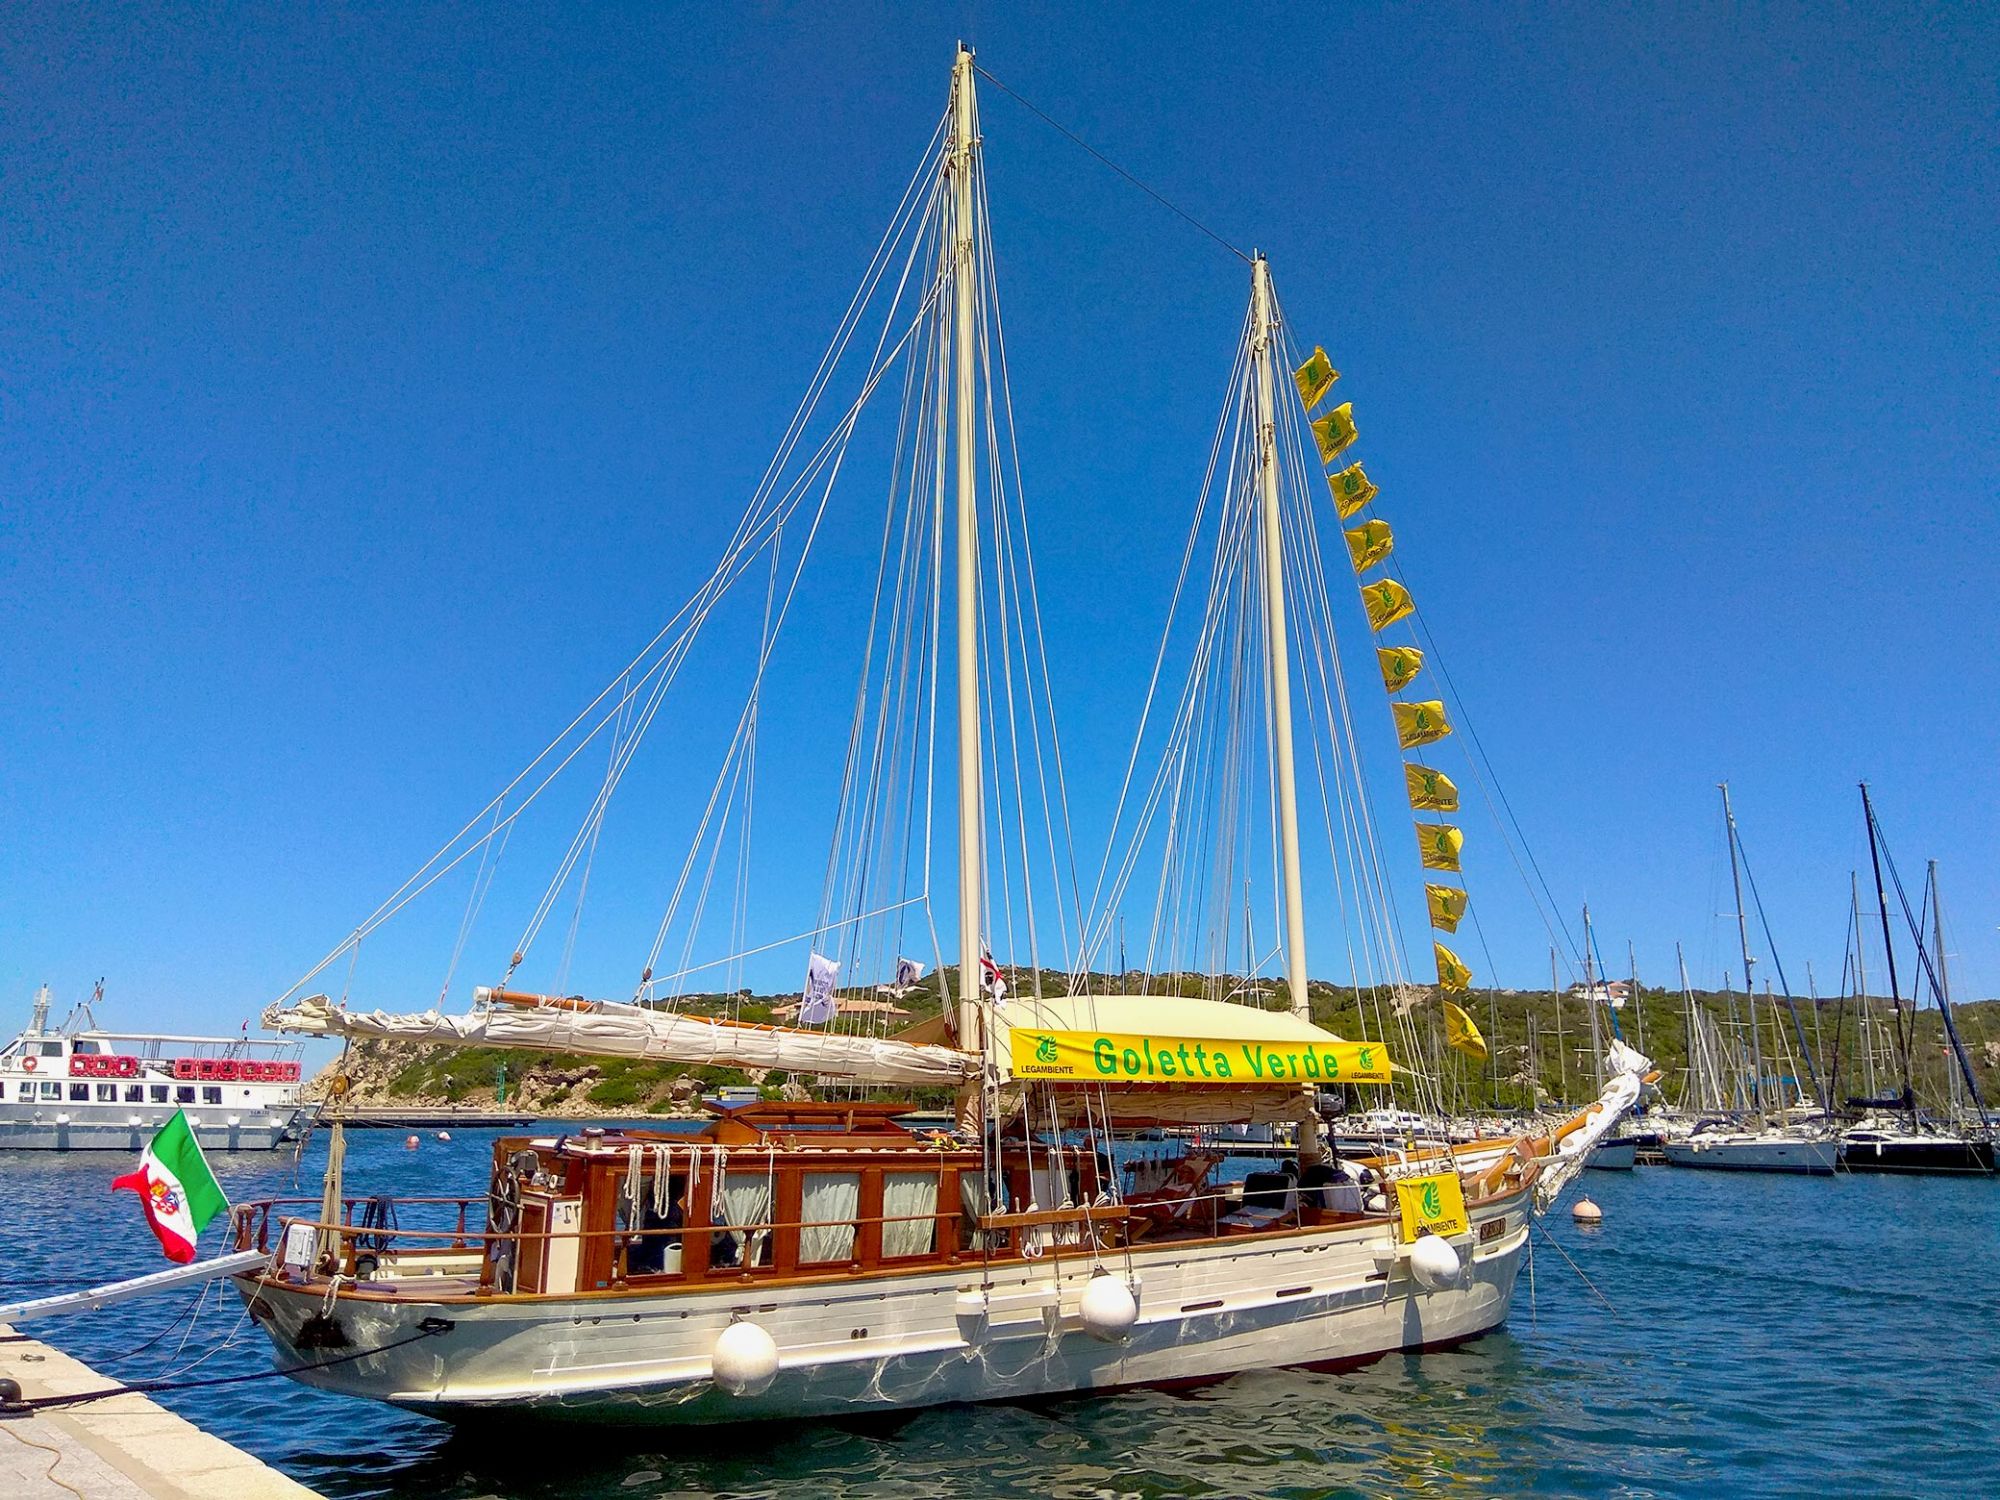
[226,49,1643,1423]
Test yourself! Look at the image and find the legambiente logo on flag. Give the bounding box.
[112,1109,229,1263]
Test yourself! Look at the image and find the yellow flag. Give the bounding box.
[1434,941,1473,993]
[1377,645,1424,694]
[1326,462,1378,520]
[1393,700,1452,749]
[1417,822,1463,871]
[1442,998,1487,1059]
[1292,346,1338,409]
[1311,402,1358,463]
[1362,579,1415,632]
[1405,763,1460,811]
[1425,882,1468,932]
[1344,518,1394,574]
[1395,1171,1469,1242]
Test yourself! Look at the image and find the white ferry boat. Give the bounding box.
[0,985,308,1151]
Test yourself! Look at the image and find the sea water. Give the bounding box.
[4,1127,1995,1498]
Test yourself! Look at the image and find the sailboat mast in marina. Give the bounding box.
[225,48,1648,1422]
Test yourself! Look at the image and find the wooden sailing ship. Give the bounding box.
[230,47,1645,1423]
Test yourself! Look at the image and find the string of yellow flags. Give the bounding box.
[1291,343,1484,1063]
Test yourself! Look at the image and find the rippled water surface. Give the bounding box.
[5,1128,1995,1498]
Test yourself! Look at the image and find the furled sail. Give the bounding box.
[263,991,977,1087]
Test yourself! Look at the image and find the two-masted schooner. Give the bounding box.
[229,48,1643,1424]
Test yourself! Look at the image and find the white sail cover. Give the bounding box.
[1531,1038,1651,1213]
[263,993,977,1088]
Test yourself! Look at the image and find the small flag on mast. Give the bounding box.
[798,952,841,1025]
[980,951,1008,1007]
[112,1110,228,1264]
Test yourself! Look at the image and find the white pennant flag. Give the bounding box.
[798,952,840,1025]
[981,952,1007,1008]
[892,956,925,992]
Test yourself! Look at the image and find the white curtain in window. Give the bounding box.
[720,1172,773,1266]
[881,1172,939,1258]
[798,1172,861,1263]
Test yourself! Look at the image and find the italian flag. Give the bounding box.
[112,1110,229,1264]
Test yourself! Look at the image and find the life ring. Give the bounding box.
[21,1055,37,1073]
[69,1055,89,1076]
[115,1056,139,1079]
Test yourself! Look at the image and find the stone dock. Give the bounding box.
[0,1326,318,1499]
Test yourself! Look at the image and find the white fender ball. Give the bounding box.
[711,1320,780,1397]
[1408,1232,1464,1291]
[1079,1273,1139,1340]
[1572,1196,1603,1225]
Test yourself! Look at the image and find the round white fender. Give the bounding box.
[1408,1232,1464,1291]
[711,1320,780,1397]
[1078,1273,1139,1340]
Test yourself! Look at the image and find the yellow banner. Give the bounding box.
[1327,462,1377,520]
[1405,763,1459,811]
[1292,346,1338,409]
[1425,882,1468,932]
[1377,645,1423,694]
[1417,822,1463,871]
[1345,519,1394,574]
[1395,1171,1470,1242]
[1443,999,1487,1060]
[1393,700,1451,749]
[1312,402,1359,463]
[1363,579,1415,632]
[1009,1028,1393,1086]
[1434,941,1473,992]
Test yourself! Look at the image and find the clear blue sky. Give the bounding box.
[4,4,1996,1037]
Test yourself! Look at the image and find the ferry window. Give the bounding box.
[175,1086,195,1104]
[70,1082,89,1101]
[41,1081,61,1100]
[882,1171,940,1258]
[40,1042,63,1057]
[73,1041,101,1054]
[125,1085,145,1102]
[0,1081,7,1099]
[150,1086,169,1103]
[96,1083,118,1102]
[798,1171,861,1264]
[714,1174,774,1269]
[201,1087,223,1105]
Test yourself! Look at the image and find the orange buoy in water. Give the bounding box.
[404,1134,420,1150]
[1572,1196,1603,1224]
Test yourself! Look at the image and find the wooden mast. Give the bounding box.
[1248,255,1320,1162]
[949,45,984,1057]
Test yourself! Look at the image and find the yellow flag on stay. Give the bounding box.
[1393,700,1451,749]
[1425,882,1468,932]
[1344,519,1394,574]
[1377,645,1424,694]
[1417,822,1463,872]
[1327,462,1378,520]
[1442,998,1487,1059]
[1362,579,1415,632]
[1292,346,1338,409]
[1434,942,1474,994]
[1312,403,1359,463]
[1405,763,1460,811]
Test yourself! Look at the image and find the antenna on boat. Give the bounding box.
[1248,253,1321,1163]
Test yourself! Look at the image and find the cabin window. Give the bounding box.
[798,1171,861,1264]
[124,1085,145,1102]
[150,1085,169,1103]
[201,1087,223,1105]
[175,1087,195,1104]
[41,1081,61,1100]
[0,1081,7,1099]
[881,1171,940,1258]
[96,1083,117,1102]
[715,1173,774,1269]
[615,1175,688,1276]
[70,1083,89,1101]
[39,1042,63,1057]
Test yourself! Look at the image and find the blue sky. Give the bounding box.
[3,3,1996,1036]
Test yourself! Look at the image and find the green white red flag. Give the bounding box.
[112,1110,228,1263]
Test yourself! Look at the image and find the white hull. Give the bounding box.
[1660,1134,1835,1175]
[1585,1140,1637,1171]
[0,1101,305,1152]
[236,1192,1529,1424]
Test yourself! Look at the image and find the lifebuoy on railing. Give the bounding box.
[22,1054,39,1073]
[114,1056,139,1078]
[69,1055,89,1076]
[172,1058,197,1080]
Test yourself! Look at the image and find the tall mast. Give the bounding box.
[1551,946,1567,1105]
[1720,782,1765,1125]
[1860,783,1917,1131]
[1932,861,1959,1120]
[949,45,984,1054]
[1676,944,1699,1109]
[1583,905,1604,1095]
[1853,873,1875,1101]
[1248,254,1320,1161]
